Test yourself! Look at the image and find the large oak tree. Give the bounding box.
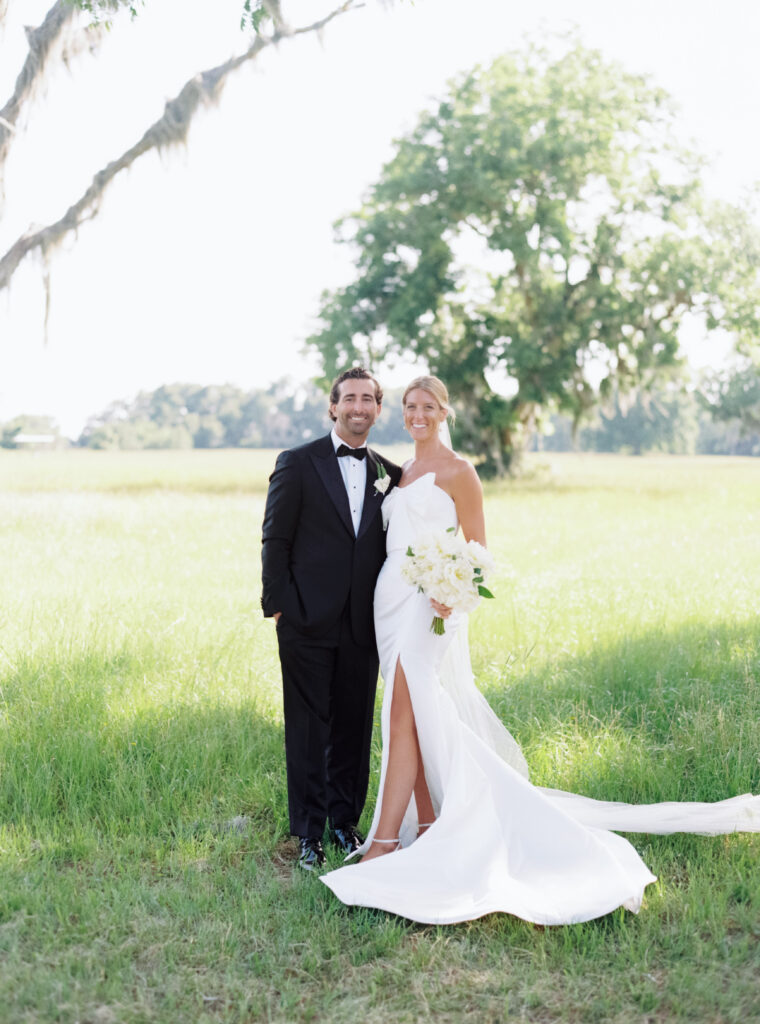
[309,41,760,474]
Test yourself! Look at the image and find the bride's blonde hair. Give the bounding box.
[402,375,455,423]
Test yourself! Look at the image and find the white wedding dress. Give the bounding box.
[321,473,760,926]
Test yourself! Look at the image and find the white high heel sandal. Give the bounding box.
[367,836,400,854]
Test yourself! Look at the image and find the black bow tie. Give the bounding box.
[336,444,367,460]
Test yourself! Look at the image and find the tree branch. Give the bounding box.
[0,0,361,296]
[291,0,363,38]
[0,1,78,172]
[261,0,290,34]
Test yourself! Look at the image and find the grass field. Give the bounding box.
[1,449,759,1023]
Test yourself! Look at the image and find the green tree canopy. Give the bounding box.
[309,40,760,474]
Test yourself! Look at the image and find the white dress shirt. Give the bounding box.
[331,428,367,535]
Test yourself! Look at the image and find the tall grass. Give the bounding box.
[0,450,759,1022]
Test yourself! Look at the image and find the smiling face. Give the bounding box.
[403,387,447,442]
[329,377,382,444]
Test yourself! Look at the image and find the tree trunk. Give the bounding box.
[498,426,522,475]
[494,401,537,477]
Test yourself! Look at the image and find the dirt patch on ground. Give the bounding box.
[273,837,299,882]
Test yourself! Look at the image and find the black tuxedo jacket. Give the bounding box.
[261,434,402,646]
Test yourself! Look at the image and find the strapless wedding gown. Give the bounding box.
[321,474,760,926]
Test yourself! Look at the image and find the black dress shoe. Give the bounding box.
[297,836,325,871]
[329,824,364,854]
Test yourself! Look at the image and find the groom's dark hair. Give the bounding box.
[328,367,383,421]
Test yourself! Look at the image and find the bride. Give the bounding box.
[321,375,760,926]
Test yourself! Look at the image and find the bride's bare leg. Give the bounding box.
[362,661,420,862]
[414,756,435,832]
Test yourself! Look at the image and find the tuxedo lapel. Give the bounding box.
[357,449,384,539]
[310,435,354,538]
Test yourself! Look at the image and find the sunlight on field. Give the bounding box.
[2,446,755,494]
[1,450,759,1022]
[0,447,280,493]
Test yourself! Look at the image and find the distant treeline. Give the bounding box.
[3,379,760,456]
[0,381,409,451]
[74,381,413,450]
[534,388,760,457]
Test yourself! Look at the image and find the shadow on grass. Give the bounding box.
[0,646,289,847]
[6,616,757,834]
[477,615,760,803]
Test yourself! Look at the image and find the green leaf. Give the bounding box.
[477,586,495,599]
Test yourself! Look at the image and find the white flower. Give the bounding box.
[374,463,391,494]
[465,540,496,574]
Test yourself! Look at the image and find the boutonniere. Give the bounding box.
[374,463,391,495]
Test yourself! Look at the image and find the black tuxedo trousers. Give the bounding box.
[275,609,378,836]
[261,435,401,838]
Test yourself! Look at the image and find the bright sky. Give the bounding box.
[1,0,758,436]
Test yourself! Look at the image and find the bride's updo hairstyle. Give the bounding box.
[402,375,455,423]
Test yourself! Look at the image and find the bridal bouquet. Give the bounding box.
[401,528,495,635]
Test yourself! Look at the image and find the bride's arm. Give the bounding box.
[450,460,486,546]
[430,462,486,620]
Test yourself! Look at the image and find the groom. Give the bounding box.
[261,367,401,870]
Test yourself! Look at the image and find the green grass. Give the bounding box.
[1,450,759,1022]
